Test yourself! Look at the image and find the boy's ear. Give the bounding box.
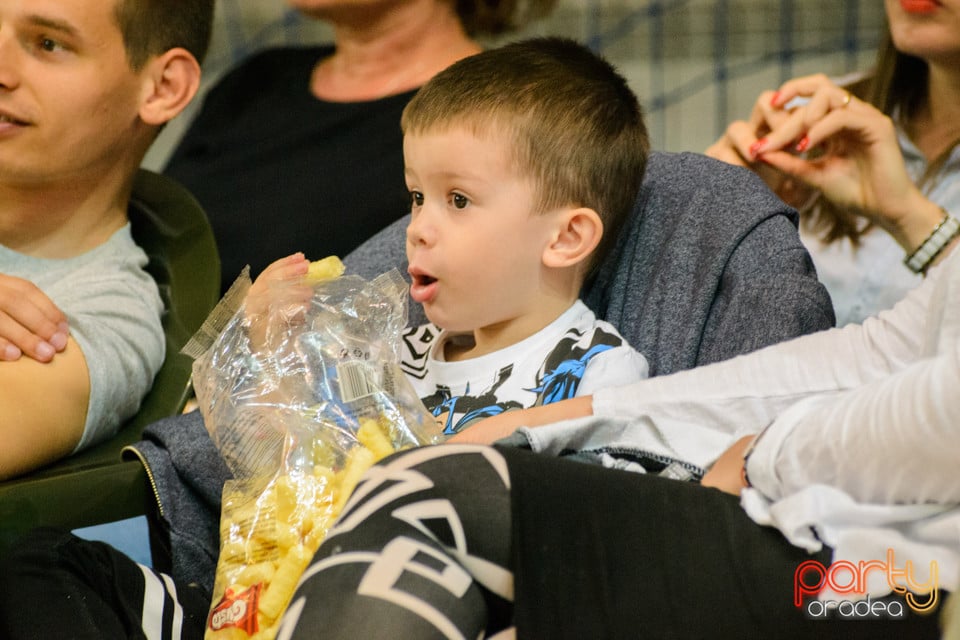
[138,49,202,126]
[542,207,603,269]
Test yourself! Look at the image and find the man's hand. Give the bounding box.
[700,434,755,496]
[0,274,70,362]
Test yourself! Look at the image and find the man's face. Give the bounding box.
[0,0,148,187]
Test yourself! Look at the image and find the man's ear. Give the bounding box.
[138,49,202,126]
[542,207,603,269]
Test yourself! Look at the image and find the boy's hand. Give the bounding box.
[0,274,70,362]
[245,253,313,352]
[248,253,310,298]
[246,253,312,316]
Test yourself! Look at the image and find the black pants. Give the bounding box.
[0,528,209,640]
[282,444,945,639]
[0,445,947,639]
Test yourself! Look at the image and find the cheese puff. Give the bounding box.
[303,520,333,553]
[207,624,250,640]
[357,418,395,460]
[332,445,376,514]
[219,539,249,565]
[274,475,299,525]
[237,561,277,588]
[258,544,312,621]
[250,623,280,640]
[276,522,301,553]
[304,255,345,283]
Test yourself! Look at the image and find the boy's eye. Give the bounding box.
[410,191,424,207]
[37,37,65,53]
[452,193,469,209]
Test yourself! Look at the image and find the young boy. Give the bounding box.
[257,37,651,435]
[397,36,651,434]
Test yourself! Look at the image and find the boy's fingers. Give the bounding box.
[251,254,309,293]
[260,253,309,278]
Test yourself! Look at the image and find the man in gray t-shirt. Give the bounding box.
[0,0,215,480]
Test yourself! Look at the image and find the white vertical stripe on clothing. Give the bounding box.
[138,563,167,640]
[160,572,184,640]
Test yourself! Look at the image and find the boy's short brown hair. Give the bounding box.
[401,37,649,273]
[114,0,215,70]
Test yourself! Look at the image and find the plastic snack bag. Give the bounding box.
[188,258,441,639]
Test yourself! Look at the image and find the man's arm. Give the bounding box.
[0,336,90,480]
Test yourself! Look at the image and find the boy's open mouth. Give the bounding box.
[408,270,439,304]
[413,274,437,287]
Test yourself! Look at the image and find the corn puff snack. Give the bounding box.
[196,259,441,639]
[304,255,345,283]
[206,418,399,639]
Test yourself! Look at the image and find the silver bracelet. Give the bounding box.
[904,211,960,275]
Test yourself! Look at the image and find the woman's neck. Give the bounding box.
[310,2,481,102]
[908,62,960,162]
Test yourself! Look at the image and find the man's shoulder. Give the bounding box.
[5,225,143,285]
[31,225,160,325]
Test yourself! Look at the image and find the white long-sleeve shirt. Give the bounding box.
[520,247,960,598]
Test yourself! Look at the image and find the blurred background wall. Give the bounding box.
[143,0,885,170]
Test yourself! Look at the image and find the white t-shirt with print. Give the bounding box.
[399,300,649,436]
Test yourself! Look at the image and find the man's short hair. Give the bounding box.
[401,37,650,272]
[114,0,215,70]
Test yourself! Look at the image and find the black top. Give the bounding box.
[165,46,416,293]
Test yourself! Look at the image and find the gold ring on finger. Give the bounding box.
[841,91,851,107]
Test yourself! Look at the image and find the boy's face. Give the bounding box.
[404,125,562,333]
[0,0,149,187]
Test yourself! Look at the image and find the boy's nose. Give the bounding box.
[406,212,436,247]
